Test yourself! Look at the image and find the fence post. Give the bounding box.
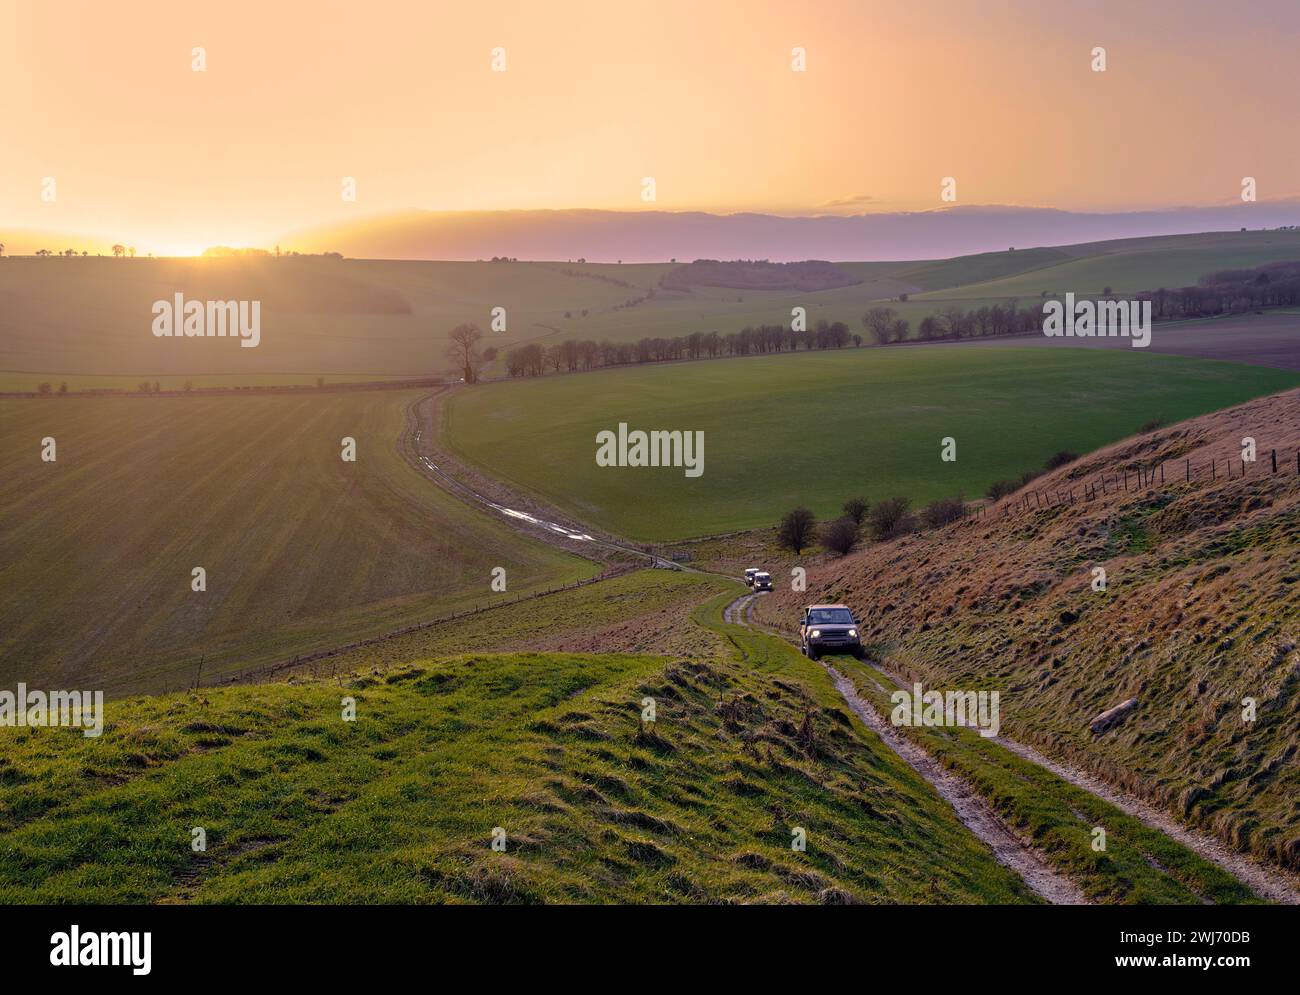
[1272,449,1277,473]
[1185,458,1190,481]
[1160,463,1165,483]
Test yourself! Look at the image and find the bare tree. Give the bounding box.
[863,306,898,345]
[868,497,914,540]
[842,497,869,524]
[112,244,125,258]
[777,507,817,554]
[822,516,860,556]
[921,496,964,527]
[446,323,484,383]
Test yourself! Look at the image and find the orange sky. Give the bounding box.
[4,0,1298,255]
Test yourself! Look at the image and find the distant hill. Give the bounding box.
[282,203,1300,263]
[659,259,861,292]
[6,228,1300,390]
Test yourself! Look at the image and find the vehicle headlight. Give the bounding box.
[848,628,857,638]
[811,629,821,638]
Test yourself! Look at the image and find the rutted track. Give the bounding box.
[877,661,1300,906]
[739,593,1298,904]
[724,593,1087,905]
[402,390,676,568]
[398,391,1085,902]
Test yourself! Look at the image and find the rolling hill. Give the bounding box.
[281,204,1300,263]
[0,641,1040,905]
[5,229,1300,391]
[754,386,1300,873]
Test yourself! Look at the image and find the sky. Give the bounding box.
[3,0,1298,255]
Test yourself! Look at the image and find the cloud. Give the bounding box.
[819,194,876,210]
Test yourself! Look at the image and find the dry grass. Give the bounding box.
[755,386,1300,872]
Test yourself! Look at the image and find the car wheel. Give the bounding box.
[852,645,866,660]
[807,645,819,661]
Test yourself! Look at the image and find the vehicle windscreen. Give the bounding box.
[807,608,854,625]
[755,574,770,581]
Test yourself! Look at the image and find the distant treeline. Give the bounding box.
[911,301,1043,342]
[1138,260,1300,319]
[500,301,1057,378]
[503,320,859,377]
[202,247,344,259]
[659,259,861,292]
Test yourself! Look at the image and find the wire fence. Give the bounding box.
[961,444,1300,521]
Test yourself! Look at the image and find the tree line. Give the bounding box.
[1138,261,1300,320]
[776,493,968,558]
[502,321,861,378]
[495,301,1055,380]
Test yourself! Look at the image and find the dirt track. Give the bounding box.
[408,383,1297,904]
[725,593,1088,905]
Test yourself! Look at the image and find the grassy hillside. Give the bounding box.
[754,386,1300,873]
[892,246,1073,292]
[915,230,1300,301]
[0,641,1038,904]
[0,390,595,695]
[443,346,1299,541]
[297,568,736,676]
[6,230,1300,389]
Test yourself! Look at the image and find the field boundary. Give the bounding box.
[972,439,1300,523]
[208,568,632,690]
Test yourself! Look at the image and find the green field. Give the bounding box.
[443,346,1300,541]
[0,390,595,695]
[6,229,1300,390]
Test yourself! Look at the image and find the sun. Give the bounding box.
[144,239,209,258]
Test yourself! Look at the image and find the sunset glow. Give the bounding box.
[5,0,1300,255]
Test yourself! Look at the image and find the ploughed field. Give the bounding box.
[953,309,1300,372]
[0,390,595,695]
